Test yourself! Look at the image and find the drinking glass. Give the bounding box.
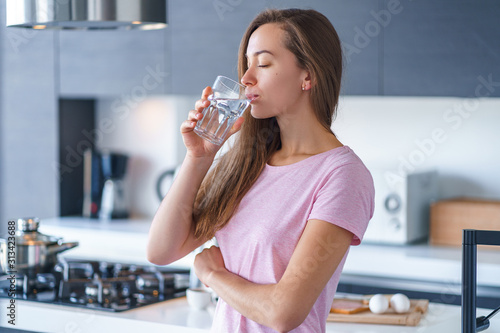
[193,76,250,145]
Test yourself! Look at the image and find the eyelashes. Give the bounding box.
[246,63,270,68]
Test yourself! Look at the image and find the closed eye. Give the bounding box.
[258,65,269,68]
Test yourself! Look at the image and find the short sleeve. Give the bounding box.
[308,162,375,245]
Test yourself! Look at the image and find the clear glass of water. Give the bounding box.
[194,76,250,146]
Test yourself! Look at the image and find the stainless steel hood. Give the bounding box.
[6,0,167,30]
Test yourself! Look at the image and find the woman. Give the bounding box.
[147,8,374,333]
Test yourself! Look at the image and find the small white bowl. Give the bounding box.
[186,288,212,310]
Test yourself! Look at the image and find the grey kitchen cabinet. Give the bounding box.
[58,28,168,97]
[383,0,500,97]
[282,0,500,97]
[169,0,380,95]
[169,0,264,95]
[57,0,500,98]
[304,0,381,95]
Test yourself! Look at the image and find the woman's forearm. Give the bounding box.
[206,269,300,332]
[146,154,213,265]
[195,221,354,332]
[207,269,280,328]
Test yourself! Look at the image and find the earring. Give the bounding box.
[302,84,305,91]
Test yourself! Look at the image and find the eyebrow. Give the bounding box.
[245,50,274,58]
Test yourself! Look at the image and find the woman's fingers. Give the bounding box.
[188,109,203,121]
[180,119,196,133]
[181,87,212,137]
[181,109,203,132]
[201,86,212,99]
[195,99,210,110]
[194,86,212,110]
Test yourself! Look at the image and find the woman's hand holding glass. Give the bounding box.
[181,86,245,160]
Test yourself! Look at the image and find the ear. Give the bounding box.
[302,71,313,91]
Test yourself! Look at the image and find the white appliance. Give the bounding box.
[363,169,438,244]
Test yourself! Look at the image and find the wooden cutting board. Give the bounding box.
[327,299,429,326]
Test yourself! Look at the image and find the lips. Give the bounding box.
[245,94,259,102]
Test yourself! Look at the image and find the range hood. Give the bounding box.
[6,0,167,30]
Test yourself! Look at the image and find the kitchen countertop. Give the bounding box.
[39,217,500,287]
[39,217,196,269]
[2,216,500,332]
[1,295,500,332]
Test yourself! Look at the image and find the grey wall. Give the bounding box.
[1,0,499,228]
[0,0,170,227]
[0,1,58,233]
[0,1,3,235]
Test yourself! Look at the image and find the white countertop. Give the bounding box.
[39,217,196,269]
[345,242,500,288]
[1,296,500,333]
[39,217,500,287]
[2,216,500,332]
[0,297,211,333]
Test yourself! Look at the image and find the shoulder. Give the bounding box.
[324,145,364,164]
[311,147,375,210]
[318,146,373,182]
[308,147,375,245]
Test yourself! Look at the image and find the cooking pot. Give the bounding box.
[0,217,79,276]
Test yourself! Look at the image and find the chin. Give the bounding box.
[249,108,265,119]
[250,106,276,120]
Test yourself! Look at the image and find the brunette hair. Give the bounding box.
[193,8,343,240]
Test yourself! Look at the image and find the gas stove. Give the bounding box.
[0,257,190,312]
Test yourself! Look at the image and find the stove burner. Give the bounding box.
[0,258,190,312]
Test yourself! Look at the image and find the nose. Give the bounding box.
[241,67,256,87]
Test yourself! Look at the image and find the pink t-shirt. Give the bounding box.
[212,146,375,332]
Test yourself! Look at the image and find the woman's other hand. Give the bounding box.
[193,245,227,288]
[181,86,245,160]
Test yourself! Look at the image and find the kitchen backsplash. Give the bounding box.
[96,95,500,218]
[96,96,193,218]
[333,96,500,200]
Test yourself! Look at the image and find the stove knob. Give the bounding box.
[99,262,111,278]
[120,284,131,298]
[136,274,159,291]
[113,263,123,277]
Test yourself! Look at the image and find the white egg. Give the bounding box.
[369,294,389,314]
[390,293,411,313]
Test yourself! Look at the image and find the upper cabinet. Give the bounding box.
[58,29,168,97]
[383,0,500,97]
[57,0,500,97]
[310,1,381,95]
[168,1,263,95]
[168,0,382,95]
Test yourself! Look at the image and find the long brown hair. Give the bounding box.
[193,8,343,240]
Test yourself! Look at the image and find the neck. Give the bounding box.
[274,104,342,158]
